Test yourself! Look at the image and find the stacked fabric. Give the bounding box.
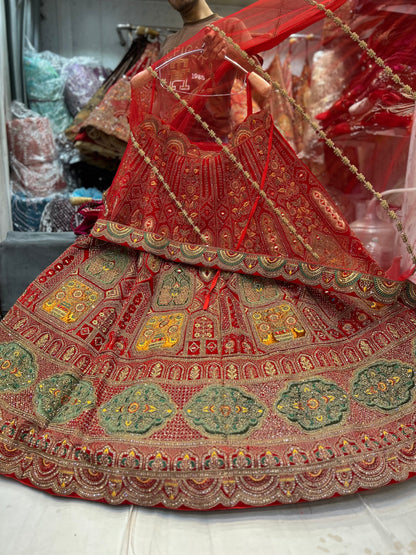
[7,115,65,198]
[65,35,151,143]
[10,192,68,232]
[24,48,73,134]
[73,41,160,168]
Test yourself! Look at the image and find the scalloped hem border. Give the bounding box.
[90,221,416,308]
[2,440,416,510]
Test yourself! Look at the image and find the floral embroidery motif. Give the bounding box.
[100,383,175,436]
[83,248,129,286]
[42,279,100,323]
[0,342,37,392]
[35,373,96,424]
[156,267,191,307]
[276,379,349,431]
[252,304,305,345]
[187,315,218,356]
[240,275,282,305]
[136,313,185,351]
[352,362,415,411]
[184,386,266,436]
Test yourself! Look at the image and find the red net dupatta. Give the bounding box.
[92,0,416,308]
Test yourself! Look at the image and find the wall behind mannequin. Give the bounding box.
[39,0,249,68]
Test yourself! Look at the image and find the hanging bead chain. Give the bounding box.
[208,24,416,265]
[305,0,416,101]
[130,131,208,244]
[147,66,319,260]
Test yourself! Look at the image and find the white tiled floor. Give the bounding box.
[1,475,416,554]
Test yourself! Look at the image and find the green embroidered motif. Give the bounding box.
[184,386,266,436]
[0,342,38,392]
[276,379,349,431]
[100,383,176,435]
[35,373,96,424]
[352,362,414,411]
[240,275,281,305]
[83,248,129,286]
[156,267,191,307]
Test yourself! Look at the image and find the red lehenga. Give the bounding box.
[2,0,416,510]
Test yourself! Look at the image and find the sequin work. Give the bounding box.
[1,238,416,509]
[2,3,416,506]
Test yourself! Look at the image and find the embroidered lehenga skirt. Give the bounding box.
[1,100,416,510]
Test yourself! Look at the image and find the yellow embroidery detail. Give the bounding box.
[42,279,99,323]
[136,313,185,351]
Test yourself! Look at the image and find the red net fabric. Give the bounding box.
[101,104,383,275]
[93,0,416,304]
[134,0,349,139]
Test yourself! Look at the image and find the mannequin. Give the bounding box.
[133,0,271,103]
[167,0,214,24]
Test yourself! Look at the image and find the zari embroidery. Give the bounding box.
[208,24,416,266]
[35,373,96,424]
[0,342,38,392]
[2,0,416,511]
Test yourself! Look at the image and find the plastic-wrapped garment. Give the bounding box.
[63,61,109,117]
[6,111,66,197]
[38,199,80,233]
[24,47,72,134]
[65,35,150,142]
[6,116,56,165]
[399,103,416,281]
[9,158,66,198]
[305,49,353,146]
[300,47,357,192]
[39,199,76,232]
[267,48,297,148]
[291,60,311,154]
[11,192,68,232]
[75,42,160,166]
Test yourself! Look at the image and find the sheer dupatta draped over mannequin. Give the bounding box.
[94,0,415,306]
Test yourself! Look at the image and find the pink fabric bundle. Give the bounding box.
[6,116,66,197]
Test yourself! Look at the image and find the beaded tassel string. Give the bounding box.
[208,23,416,267]
[129,132,208,244]
[146,66,320,260]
